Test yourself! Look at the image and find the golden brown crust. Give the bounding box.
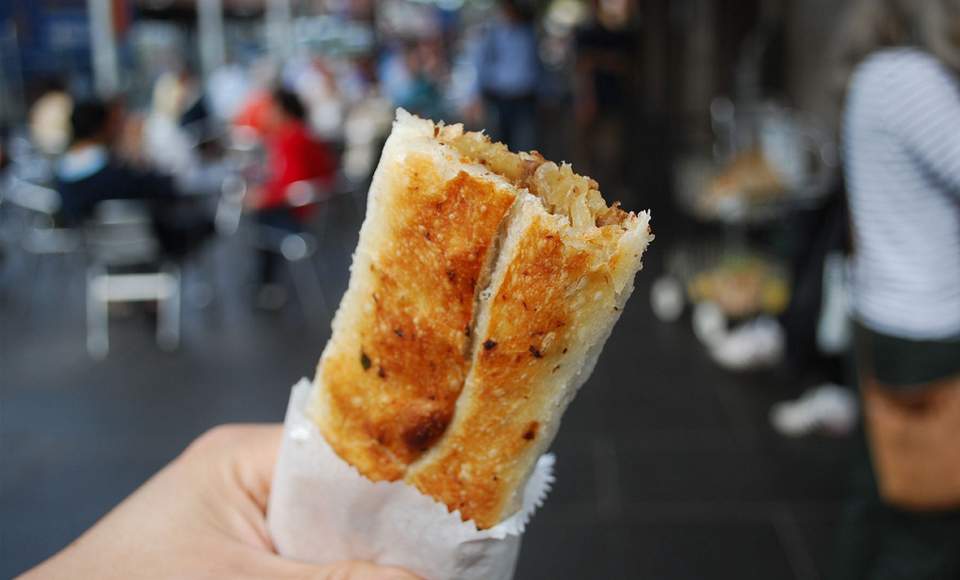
[405,215,576,526]
[312,110,652,527]
[405,211,633,528]
[316,152,517,481]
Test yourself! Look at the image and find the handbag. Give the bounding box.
[862,370,960,510]
[856,320,960,509]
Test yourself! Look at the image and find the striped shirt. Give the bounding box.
[844,48,960,340]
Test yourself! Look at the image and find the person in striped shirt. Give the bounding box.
[836,0,960,577]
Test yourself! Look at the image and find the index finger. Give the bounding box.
[184,424,284,509]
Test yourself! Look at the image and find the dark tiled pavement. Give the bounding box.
[0,194,853,579]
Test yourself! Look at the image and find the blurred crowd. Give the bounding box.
[0,0,648,308]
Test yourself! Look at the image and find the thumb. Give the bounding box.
[278,558,420,580]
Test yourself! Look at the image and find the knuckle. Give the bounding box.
[183,424,245,456]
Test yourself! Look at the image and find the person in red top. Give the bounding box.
[233,90,274,138]
[249,88,335,305]
[256,89,335,216]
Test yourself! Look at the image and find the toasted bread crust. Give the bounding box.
[315,151,517,481]
[405,201,649,528]
[405,211,578,526]
[312,110,652,527]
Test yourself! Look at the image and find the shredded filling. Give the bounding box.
[444,132,631,232]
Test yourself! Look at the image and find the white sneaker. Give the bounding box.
[651,276,685,322]
[709,316,784,370]
[692,301,728,348]
[770,384,858,437]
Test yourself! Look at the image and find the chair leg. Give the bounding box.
[157,266,181,351]
[183,249,215,310]
[86,268,109,360]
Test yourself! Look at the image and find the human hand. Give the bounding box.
[20,425,418,580]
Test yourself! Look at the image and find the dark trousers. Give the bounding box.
[483,93,537,153]
[833,427,960,580]
[152,199,215,260]
[575,111,625,199]
[254,207,301,285]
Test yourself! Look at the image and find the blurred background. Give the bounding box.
[1,0,958,578]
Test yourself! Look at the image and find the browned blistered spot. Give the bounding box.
[377,366,387,379]
[360,351,372,370]
[596,201,627,227]
[529,345,543,358]
[483,339,497,350]
[522,422,539,441]
[394,328,404,338]
[403,410,452,452]
[562,347,568,354]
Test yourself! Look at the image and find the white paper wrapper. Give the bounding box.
[268,379,555,580]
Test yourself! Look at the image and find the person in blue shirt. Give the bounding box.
[56,99,213,259]
[475,0,541,152]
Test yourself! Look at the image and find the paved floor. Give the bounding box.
[0,192,853,579]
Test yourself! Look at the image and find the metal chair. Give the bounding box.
[1,179,84,306]
[5,178,83,255]
[83,200,181,359]
[214,174,248,236]
[247,179,330,322]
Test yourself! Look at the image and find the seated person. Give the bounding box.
[143,71,229,197]
[247,89,335,304]
[29,80,73,156]
[56,99,213,260]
